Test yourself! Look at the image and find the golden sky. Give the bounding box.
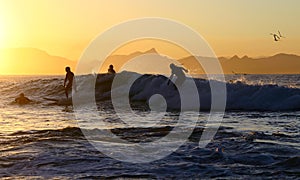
[0,0,299,63]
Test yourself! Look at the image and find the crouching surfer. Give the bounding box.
[107,64,116,74]
[168,63,188,87]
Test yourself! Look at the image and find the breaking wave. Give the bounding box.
[2,72,300,111]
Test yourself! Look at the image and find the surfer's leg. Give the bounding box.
[65,83,72,98]
[175,77,185,87]
[65,88,68,98]
[65,84,70,98]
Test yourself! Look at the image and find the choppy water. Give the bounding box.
[0,73,299,179]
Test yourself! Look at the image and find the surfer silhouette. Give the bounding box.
[15,93,32,105]
[108,64,116,74]
[168,63,188,87]
[64,66,74,99]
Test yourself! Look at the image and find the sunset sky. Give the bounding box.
[0,0,299,74]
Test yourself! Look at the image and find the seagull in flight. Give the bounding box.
[270,33,280,41]
[270,30,285,42]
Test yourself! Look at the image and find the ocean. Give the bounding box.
[0,73,299,179]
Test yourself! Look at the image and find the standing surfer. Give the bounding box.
[63,66,74,99]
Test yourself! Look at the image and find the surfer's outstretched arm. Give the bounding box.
[182,67,188,73]
[26,97,33,102]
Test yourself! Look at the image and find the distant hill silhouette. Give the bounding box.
[178,53,300,74]
[1,47,299,75]
[0,48,76,75]
[219,53,300,74]
[98,48,160,73]
[99,49,300,74]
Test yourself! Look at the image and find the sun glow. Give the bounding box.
[0,17,7,74]
[0,18,6,47]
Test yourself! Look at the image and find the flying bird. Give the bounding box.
[270,33,280,41]
[270,30,285,42]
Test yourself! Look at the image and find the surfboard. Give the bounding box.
[43,97,59,102]
[43,97,72,106]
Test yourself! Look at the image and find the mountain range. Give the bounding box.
[179,53,300,74]
[0,48,76,75]
[0,47,299,75]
